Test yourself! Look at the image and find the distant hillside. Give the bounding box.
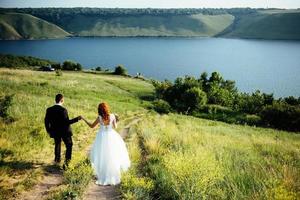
[61,14,234,37]
[0,13,70,40]
[220,10,300,40]
[0,8,299,40]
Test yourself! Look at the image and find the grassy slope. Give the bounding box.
[1,10,299,39]
[0,13,70,40]
[1,68,299,199]
[123,113,300,199]
[0,68,153,199]
[221,10,300,40]
[60,14,234,37]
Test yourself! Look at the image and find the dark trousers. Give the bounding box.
[54,136,73,163]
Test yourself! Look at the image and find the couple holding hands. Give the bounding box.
[45,94,130,185]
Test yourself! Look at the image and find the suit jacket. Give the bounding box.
[44,105,79,138]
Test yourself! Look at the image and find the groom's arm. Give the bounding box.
[44,109,52,134]
[63,109,80,125]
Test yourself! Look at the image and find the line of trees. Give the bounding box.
[52,61,82,71]
[0,54,84,71]
[152,72,300,132]
[0,54,54,68]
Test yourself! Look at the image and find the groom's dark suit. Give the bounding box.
[44,104,80,163]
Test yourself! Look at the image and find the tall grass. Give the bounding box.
[0,68,153,199]
[122,113,300,199]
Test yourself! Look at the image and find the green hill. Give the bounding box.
[58,14,234,37]
[0,13,70,40]
[0,8,300,40]
[220,10,300,40]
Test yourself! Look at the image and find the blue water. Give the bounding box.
[0,37,300,97]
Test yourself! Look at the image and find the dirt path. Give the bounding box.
[83,117,141,200]
[19,117,141,200]
[21,164,63,200]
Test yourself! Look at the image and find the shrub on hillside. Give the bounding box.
[200,104,233,115]
[62,60,82,71]
[207,85,235,107]
[55,70,63,76]
[114,65,127,75]
[152,99,172,114]
[244,114,261,126]
[283,96,300,106]
[95,66,102,71]
[183,87,207,113]
[260,102,300,131]
[234,90,273,114]
[0,94,14,122]
[51,63,62,70]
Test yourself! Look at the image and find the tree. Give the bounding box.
[183,87,207,112]
[199,72,208,92]
[152,99,172,114]
[0,94,14,122]
[51,63,61,70]
[114,65,127,75]
[62,60,82,71]
[95,66,102,71]
[209,72,223,86]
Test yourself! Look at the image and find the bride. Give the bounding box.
[82,102,130,185]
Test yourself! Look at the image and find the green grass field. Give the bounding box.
[0,13,70,40]
[123,113,300,199]
[0,68,153,199]
[0,68,299,200]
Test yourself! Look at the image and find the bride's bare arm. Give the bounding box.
[113,115,117,129]
[82,117,99,128]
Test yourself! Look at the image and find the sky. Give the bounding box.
[0,0,300,9]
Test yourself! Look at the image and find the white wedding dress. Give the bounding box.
[90,114,130,185]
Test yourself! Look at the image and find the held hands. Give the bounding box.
[79,116,89,125]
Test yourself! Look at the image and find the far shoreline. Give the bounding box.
[1,35,300,42]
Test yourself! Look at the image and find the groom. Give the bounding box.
[44,94,81,167]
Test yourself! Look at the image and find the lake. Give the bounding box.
[0,37,299,97]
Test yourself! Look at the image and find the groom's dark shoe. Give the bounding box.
[62,163,68,170]
[62,160,70,170]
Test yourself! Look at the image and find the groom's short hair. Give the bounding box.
[55,94,64,103]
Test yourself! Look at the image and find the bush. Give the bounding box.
[95,66,102,71]
[235,91,273,114]
[0,94,14,122]
[260,103,300,131]
[183,87,207,113]
[283,96,300,106]
[201,104,233,115]
[207,86,235,107]
[152,99,172,114]
[51,63,62,70]
[62,61,82,71]
[114,65,127,75]
[55,70,63,76]
[244,114,261,126]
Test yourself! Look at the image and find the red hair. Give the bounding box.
[98,102,110,125]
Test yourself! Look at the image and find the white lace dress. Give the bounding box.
[90,114,130,185]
